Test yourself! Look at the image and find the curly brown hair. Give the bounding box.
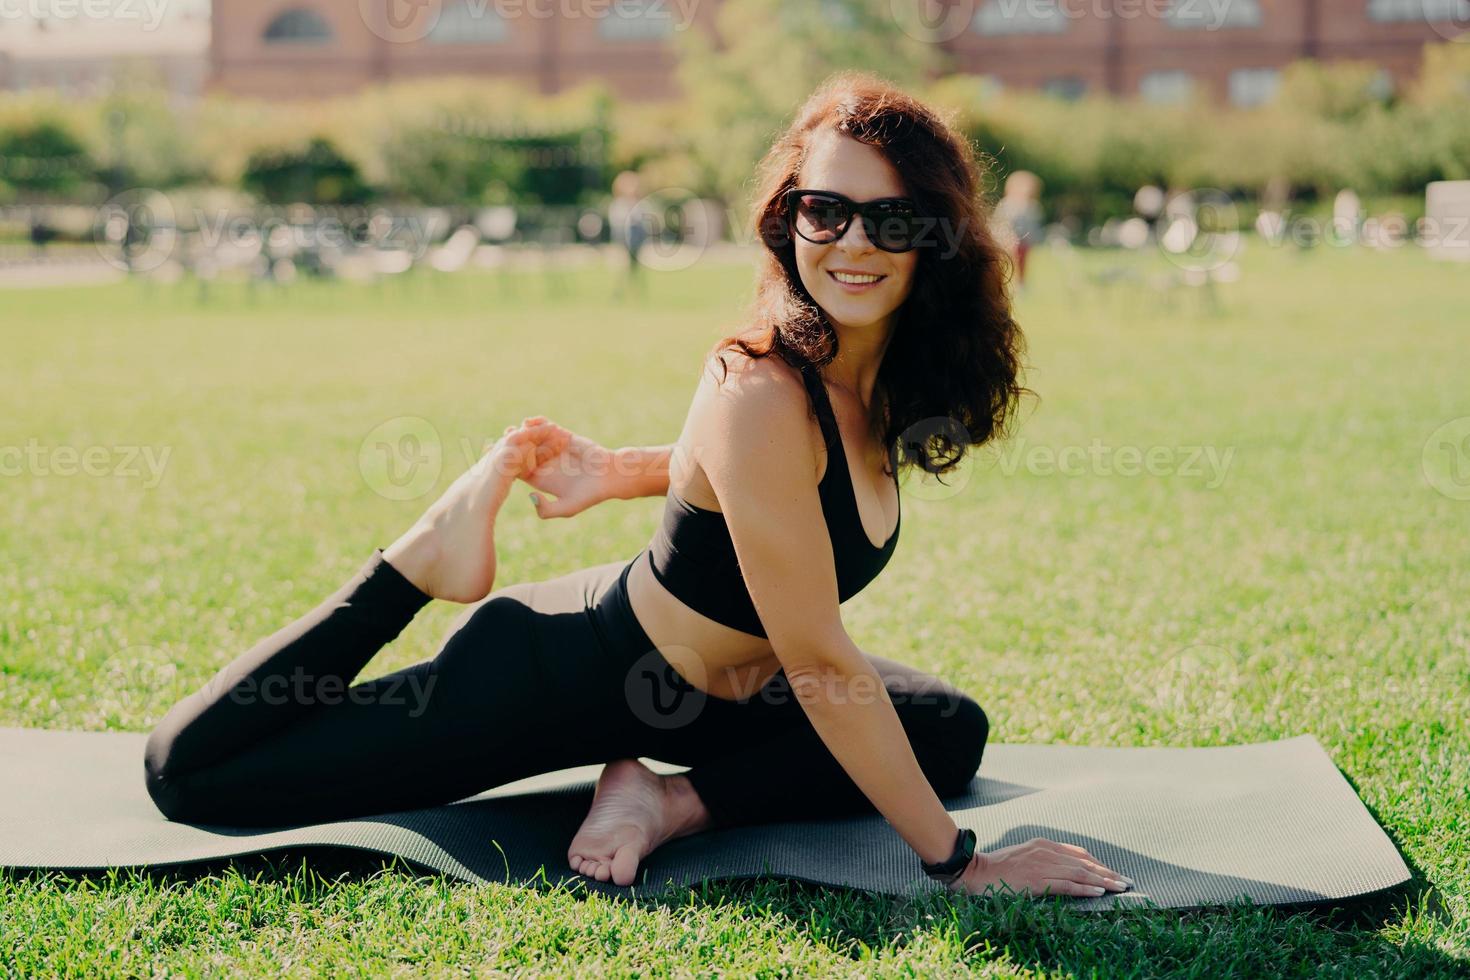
[707,70,1032,478]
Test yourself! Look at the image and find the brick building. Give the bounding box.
[209,0,1466,105]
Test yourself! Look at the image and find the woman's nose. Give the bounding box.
[835,215,876,254]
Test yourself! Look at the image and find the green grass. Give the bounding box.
[2,240,1467,976]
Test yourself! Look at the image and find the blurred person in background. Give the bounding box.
[609,169,651,301]
[992,170,1044,293]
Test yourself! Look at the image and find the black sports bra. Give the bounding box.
[644,360,900,638]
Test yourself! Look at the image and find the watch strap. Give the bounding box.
[920,828,976,884]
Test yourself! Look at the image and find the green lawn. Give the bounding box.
[2,241,1467,976]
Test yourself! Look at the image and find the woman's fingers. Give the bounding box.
[530,490,588,519]
[1038,878,1110,898]
[1041,862,1126,891]
[1041,840,1125,880]
[1078,857,1130,883]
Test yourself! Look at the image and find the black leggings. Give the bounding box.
[144,547,990,829]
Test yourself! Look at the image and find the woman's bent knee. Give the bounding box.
[914,693,989,797]
[143,725,190,821]
[948,695,989,788]
[142,719,214,823]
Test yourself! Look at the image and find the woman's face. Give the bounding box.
[792,131,919,336]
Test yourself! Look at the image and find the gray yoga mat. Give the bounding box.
[0,728,1409,911]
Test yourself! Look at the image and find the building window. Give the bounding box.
[599,0,675,40]
[429,2,508,43]
[262,8,333,45]
[1228,67,1280,107]
[972,0,1069,35]
[1139,70,1194,104]
[1165,0,1262,29]
[1042,76,1086,100]
[1366,0,1470,20]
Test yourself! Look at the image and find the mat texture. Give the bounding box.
[0,728,1408,911]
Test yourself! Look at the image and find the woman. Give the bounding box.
[143,73,1131,900]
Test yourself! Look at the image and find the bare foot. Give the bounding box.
[567,759,711,886]
[384,419,568,603]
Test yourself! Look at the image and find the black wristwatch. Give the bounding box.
[920,828,976,884]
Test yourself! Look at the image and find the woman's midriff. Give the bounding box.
[625,549,784,702]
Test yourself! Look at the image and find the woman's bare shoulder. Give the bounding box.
[698,347,807,406]
[687,348,817,477]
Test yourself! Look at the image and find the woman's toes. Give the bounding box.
[611,845,641,886]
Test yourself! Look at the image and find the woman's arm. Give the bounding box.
[697,357,960,865]
[606,444,673,500]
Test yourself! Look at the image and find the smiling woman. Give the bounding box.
[720,71,1029,479]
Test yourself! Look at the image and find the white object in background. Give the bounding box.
[1425,181,1470,262]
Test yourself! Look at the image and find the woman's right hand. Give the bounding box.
[510,416,619,519]
[954,837,1133,899]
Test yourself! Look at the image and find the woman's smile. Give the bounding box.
[826,268,888,292]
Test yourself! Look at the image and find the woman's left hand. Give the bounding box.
[509,416,619,519]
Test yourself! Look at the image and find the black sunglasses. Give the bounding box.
[784,188,927,253]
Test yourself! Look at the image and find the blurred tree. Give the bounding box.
[0,121,93,197]
[381,124,523,206]
[672,0,947,214]
[241,138,372,205]
[92,87,204,191]
[1275,60,1395,121]
[1410,43,1470,106]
